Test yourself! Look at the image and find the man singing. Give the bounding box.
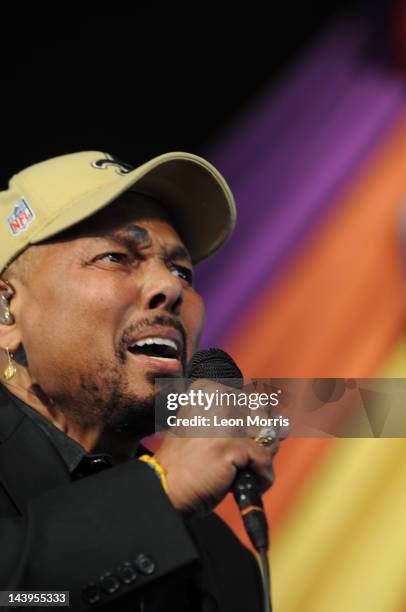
[0,151,274,611]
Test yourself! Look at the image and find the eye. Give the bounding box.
[171,265,194,285]
[94,252,129,264]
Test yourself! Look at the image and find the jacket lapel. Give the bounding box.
[0,395,70,514]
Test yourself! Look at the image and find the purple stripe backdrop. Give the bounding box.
[196,19,406,348]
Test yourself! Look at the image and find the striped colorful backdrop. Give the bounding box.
[194,15,406,612]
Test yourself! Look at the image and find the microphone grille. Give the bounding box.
[187,348,243,384]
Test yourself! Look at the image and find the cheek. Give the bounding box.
[181,292,205,358]
[18,276,131,366]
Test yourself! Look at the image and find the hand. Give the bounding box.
[154,380,276,517]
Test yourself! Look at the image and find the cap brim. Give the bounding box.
[29,151,236,264]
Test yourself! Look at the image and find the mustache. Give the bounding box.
[118,314,187,369]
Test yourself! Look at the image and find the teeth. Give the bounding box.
[132,337,178,351]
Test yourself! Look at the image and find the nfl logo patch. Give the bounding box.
[7,197,35,235]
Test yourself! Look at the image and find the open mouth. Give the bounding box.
[127,337,180,361]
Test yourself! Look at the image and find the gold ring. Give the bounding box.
[254,427,277,447]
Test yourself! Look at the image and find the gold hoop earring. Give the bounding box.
[4,347,16,381]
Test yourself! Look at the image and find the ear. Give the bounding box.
[0,279,22,352]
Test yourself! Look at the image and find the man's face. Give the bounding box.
[10,192,205,432]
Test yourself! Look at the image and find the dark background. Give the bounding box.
[0,2,388,185]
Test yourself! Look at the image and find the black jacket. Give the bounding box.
[0,384,264,611]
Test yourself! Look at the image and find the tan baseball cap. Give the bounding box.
[0,150,237,273]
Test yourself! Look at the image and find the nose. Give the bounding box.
[142,263,184,315]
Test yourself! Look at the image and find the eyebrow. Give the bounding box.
[163,245,192,265]
[100,227,192,264]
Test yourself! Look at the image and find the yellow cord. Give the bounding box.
[139,455,169,494]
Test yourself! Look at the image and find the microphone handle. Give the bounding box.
[232,467,271,551]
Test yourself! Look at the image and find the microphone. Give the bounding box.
[186,348,270,552]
